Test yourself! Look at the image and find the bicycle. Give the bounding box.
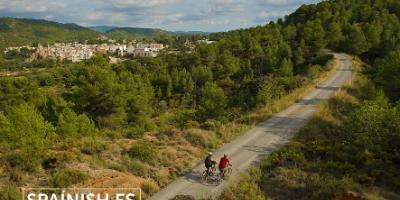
[201,164,233,184]
[219,164,233,180]
[204,164,234,184]
[201,165,224,184]
[225,164,233,176]
[201,165,216,182]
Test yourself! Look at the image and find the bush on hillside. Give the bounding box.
[6,152,41,172]
[49,169,88,188]
[0,186,20,200]
[128,140,158,162]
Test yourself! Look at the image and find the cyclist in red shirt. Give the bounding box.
[218,154,230,178]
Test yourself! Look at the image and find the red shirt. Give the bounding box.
[219,157,229,169]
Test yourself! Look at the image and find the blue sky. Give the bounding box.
[0,0,320,32]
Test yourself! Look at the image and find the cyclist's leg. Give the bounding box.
[219,167,224,178]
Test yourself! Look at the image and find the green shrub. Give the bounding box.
[1,103,54,172]
[261,168,357,200]
[311,54,334,66]
[124,126,146,139]
[80,139,108,155]
[128,141,158,162]
[353,173,375,186]
[141,182,157,195]
[197,82,228,121]
[261,147,306,169]
[49,169,88,188]
[6,152,41,172]
[9,169,24,183]
[102,128,122,139]
[41,155,58,170]
[57,108,97,138]
[0,186,20,200]
[220,169,265,200]
[184,131,207,147]
[171,109,196,129]
[184,129,219,149]
[256,76,285,107]
[308,176,357,200]
[127,160,150,177]
[306,65,321,79]
[107,163,127,172]
[201,119,222,131]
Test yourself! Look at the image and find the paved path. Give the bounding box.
[149,53,353,200]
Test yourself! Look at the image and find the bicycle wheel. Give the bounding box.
[227,167,233,175]
[201,170,208,181]
[215,176,223,184]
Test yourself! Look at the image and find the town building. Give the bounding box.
[196,39,216,44]
[5,40,166,63]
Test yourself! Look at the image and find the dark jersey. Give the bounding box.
[204,155,213,167]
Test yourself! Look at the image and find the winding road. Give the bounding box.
[149,53,353,200]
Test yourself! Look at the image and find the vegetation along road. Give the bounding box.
[149,53,353,200]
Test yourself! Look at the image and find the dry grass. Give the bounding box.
[362,187,400,200]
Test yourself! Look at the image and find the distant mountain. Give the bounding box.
[174,31,210,35]
[105,27,174,39]
[0,17,100,49]
[0,17,211,50]
[88,25,117,33]
[92,26,209,39]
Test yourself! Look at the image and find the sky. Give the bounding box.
[0,0,321,32]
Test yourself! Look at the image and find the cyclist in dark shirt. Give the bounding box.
[204,152,216,175]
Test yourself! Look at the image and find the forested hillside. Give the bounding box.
[105,27,174,40]
[0,5,334,199]
[0,18,100,49]
[0,0,399,199]
[221,0,400,199]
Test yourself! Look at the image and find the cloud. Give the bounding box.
[208,0,244,13]
[254,10,291,23]
[0,0,321,31]
[258,0,318,7]
[99,0,178,8]
[0,0,66,12]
